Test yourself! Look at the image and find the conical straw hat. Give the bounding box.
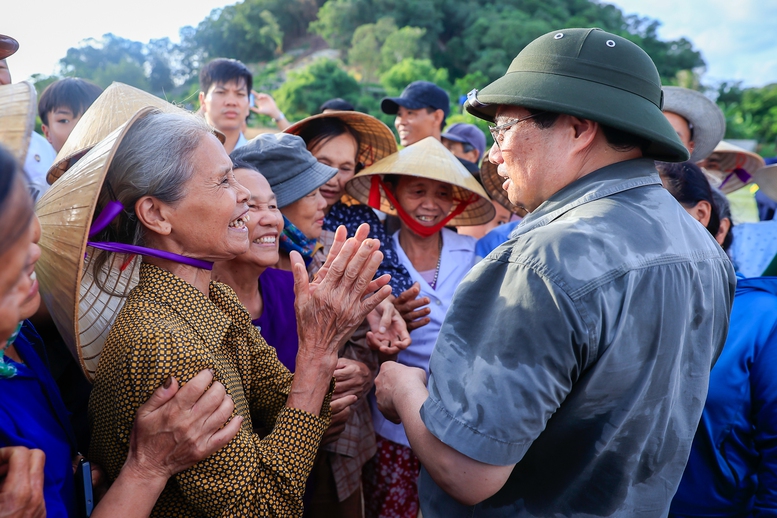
[345,136,495,226]
[36,107,154,381]
[285,110,398,167]
[0,81,36,164]
[702,141,765,194]
[754,163,777,201]
[479,159,525,215]
[47,82,224,184]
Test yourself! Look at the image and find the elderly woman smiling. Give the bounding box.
[87,109,391,517]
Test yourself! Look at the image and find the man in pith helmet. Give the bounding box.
[375,28,735,517]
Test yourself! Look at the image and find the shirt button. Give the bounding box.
[435,299,441,306]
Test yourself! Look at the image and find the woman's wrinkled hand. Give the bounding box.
[292,224,393,365]
[366,297,411,355]
[0,446,46,518]
[393,282,431,332]
[124,369,243,481]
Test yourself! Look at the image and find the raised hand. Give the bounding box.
[393,282,432,332]
[366,297,411,355]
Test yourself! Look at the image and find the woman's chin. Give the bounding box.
[250,250,279,269]
[19,293,41,321]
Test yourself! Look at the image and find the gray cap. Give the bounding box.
[230,133,337,208]
[662,86,726,163]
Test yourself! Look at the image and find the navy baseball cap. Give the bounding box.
[381,81,450,118]
[441,123,486,162]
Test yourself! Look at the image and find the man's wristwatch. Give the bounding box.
[272,112,286,123]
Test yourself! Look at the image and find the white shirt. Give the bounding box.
[24,132,56,203]
[234,132,248,150]
[371,227,477,447]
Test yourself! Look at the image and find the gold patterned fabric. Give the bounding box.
[89,263,331,517]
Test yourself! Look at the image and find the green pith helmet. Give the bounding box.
[465,28,689,162]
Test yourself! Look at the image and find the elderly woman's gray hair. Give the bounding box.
[90,110,215,283]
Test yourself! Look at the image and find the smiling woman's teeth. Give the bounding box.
[229,214,250,228]
[254,236,276,244]
[417,215,434,221]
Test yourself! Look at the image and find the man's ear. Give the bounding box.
[198,91,207,114]
[135,196,173,236]
[433,109,445,128]
[41,124,51,143]
[690,199,712,228]
[565,116,600,154]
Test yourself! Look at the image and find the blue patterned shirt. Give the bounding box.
[324,201,413,295]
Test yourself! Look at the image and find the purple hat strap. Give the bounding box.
[87,200,214,271]
[718,167,752,189]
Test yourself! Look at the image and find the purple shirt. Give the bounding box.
[253,268,298,372]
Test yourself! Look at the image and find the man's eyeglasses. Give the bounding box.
[489,112,546,148]
[466,89,546,148]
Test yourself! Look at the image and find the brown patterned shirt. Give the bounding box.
[89,264,331,517]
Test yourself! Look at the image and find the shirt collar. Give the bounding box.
[234,132,248,150]
[136,264,251,345]
[511,158,660,239]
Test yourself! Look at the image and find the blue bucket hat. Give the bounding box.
[230,133,337,208]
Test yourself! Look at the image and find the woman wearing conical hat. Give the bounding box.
[285,110,417,299]
[37,106,391,516]
[345,136,494,518]
[0,142,243,517]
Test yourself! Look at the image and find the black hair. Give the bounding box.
[711,187,734,251]
[656,161,721,237]
[0,144,34,247]
[38,78,103,125]
[383,174,400,189]
[296,117,362,163]
[199,58,253,96]
[526,109,649,153]
[231,157,260,174]
[319,98,355,113]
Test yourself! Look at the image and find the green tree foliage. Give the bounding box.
[718,81,777,150]
[274,59,360,119]
[348,17,398,82]
[58,34,152,91]
[380,58,450,96]
[380,26,428,74]
[312,0,704,84]
[185,0,319,63]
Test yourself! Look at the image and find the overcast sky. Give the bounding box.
[3,0,776,89]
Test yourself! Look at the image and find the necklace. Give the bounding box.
[430,236,443,290]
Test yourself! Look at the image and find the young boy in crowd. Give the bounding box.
[38,77,102,153]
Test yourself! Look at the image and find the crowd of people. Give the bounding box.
[1,25,777,518]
